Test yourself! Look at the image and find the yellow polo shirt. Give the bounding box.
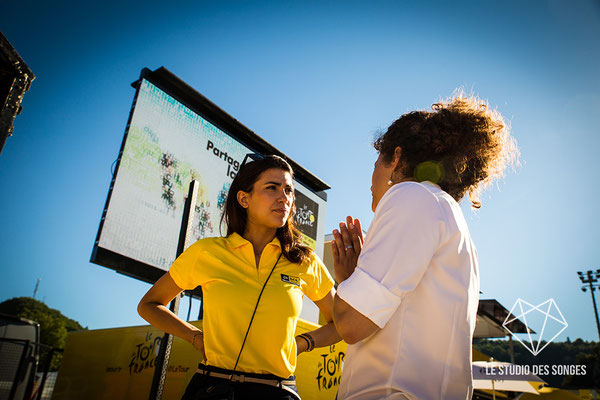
[168,232,334,378]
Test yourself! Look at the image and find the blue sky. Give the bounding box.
[1,0,599,344]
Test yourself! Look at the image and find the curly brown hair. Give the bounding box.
[374,93,519,208]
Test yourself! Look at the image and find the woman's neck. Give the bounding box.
[242,224,277,262]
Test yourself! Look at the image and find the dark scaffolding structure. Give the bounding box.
[0,32,35,155]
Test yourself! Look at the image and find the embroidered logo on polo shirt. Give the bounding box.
[281,274,300,286]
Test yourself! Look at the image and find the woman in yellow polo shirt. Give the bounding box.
[138,154,340,400]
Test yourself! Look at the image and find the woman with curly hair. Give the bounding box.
[138,154,340,400]
[331,93,518,400]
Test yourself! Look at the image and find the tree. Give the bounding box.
[0,297,86,370]
[562,343,600,389]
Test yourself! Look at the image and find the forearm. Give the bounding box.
[138,302,201,344]
[311,321,342,348]
[333,294,379,344]
[297,321,341,352]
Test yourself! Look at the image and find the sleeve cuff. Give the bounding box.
[336,267,402,328]
[168,269,187,290]
[309,278,334,302]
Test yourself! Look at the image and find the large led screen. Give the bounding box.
[93,76,326,281]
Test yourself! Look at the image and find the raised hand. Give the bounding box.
[332,216,364,283]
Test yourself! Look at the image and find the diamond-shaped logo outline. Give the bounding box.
[502,298,568,356]
[503,299,535,355]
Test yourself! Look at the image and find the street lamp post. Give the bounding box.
[578,269,600,340]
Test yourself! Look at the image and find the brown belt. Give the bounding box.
[196,368,296,388]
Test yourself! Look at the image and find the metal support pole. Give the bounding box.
[33,278,41,299]
[508,335,515,364]
[148,180,199,400]
[36,347,56,400]
[588,281,600,340]
[578,270,600,341]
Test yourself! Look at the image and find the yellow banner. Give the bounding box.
[301,234,317,250]
[52,319,346,400]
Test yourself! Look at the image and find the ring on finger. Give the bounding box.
[344,245,353,251]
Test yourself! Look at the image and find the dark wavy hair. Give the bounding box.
[220,155,312,264]
[374,92,519,208]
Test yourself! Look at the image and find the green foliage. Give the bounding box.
[562,343,600,389]
[474,338,599,388]
[0,297,86,371]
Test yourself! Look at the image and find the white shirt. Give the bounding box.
[336,181,479,400]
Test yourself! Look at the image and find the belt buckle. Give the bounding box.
[227,373,245,383]
[198,365,209,376]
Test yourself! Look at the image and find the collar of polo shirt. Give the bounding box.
[226,232,282,249]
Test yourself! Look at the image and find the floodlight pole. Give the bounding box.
[578,270,600,340]
[149,180,199,400]
[588,281,600,340]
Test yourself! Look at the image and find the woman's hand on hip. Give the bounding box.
[332,216,364,283]
[190,330,206,361]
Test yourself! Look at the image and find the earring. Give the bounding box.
[387,180,393,186]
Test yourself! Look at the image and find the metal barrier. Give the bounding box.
[0,338,62,400]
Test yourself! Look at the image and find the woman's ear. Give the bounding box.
[390,146,406,183]
[392,146,403,169]
[237,190,249,209]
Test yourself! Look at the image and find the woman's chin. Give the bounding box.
[271,212,289,226]
[277,218,289,228]
[371,197,379,212]
[267,216,288,229]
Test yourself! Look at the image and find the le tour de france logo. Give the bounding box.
[503,298,568,356]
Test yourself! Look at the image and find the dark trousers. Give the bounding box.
[181,372,299,400]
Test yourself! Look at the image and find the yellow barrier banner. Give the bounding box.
[295,320,346,399]
[52,319,346,400]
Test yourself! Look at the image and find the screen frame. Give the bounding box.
[91,67,330,296]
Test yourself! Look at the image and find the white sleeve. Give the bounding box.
[336,183,445,328]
